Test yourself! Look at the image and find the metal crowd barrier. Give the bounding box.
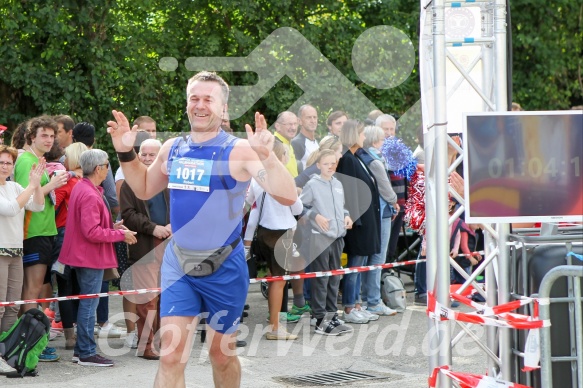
[538,265,583,388]
[508,228,583,387]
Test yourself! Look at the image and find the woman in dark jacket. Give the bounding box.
[335,120,381,324]
[120,139,170,359]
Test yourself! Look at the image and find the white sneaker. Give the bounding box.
[366,301,398,316]
[98,322,125,338]
[49,328,62,341]
[357,307,380,321]
[0,357,16,374]
[124,331,138,349]
[292,243,300,257]
[343,309,369,324]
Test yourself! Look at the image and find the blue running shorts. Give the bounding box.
[160,242,249,334]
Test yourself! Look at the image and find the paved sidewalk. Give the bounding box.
[5,277,488,387]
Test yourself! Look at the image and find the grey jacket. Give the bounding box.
[299,175,349,239]
[367,148,398,205]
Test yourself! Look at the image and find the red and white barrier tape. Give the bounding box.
[454,250,485,258]
[429,366,531,388]
[248,258,424,284]
[427,292,548,330]
[0,259,425,307]
[0,288,161,307]
[449,292,537,317]
[428,292,545,370]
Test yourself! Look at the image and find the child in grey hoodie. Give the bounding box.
[299,149,354,336]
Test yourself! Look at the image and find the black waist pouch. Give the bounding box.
[172,238,240,277]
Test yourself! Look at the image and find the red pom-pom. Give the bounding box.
[405,171,426,234]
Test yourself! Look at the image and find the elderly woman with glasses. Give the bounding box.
[58,149,137,367]
[0,145,45,373]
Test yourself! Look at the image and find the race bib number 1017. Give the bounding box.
[168,157,213,192]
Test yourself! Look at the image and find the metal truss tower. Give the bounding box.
[420,0,510,386]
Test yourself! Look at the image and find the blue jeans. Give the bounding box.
[415,253,427,296]
[451,265,471,284]
[342,255,366,308]
[74,268,104,358]
[362,217,391,306]
[96,281,109,323]
[303,263,311,302]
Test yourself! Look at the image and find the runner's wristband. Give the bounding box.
[117,149,137,163]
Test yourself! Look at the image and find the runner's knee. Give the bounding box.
[208,342,235,368]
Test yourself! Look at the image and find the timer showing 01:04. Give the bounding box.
[488,157,581,179]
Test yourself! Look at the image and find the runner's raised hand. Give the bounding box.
[245,112,273,161]
[107,110,139,153]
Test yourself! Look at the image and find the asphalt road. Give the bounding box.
[5,277,489,387]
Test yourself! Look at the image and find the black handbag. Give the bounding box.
[248,192,267,276]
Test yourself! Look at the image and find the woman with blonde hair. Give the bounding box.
[51,142,88,349]
[335,120,381,324]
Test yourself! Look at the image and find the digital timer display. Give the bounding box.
[463,111,583,223]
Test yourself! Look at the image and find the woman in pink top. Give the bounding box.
[58,149,136,367]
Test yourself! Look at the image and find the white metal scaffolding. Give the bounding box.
[420,0,511,386]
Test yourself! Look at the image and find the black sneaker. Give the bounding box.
[315,320,342,336]
[331,315,353,334]
[78,354,114,367]
[414,294,427,306]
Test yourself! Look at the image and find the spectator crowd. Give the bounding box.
[0,80,487,376]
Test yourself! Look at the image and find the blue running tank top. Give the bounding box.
[167,130,249,250]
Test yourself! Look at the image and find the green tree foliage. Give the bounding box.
[0,0,581,160]
[510,0,583,110]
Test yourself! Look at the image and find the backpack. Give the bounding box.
[0,308,50,377]
[381,272,407,312]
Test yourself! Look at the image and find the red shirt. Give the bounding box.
[55,175,80,228]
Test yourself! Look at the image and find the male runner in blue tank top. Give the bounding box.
[106,71,297,388]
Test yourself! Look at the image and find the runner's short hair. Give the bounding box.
[187,71,230,104]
